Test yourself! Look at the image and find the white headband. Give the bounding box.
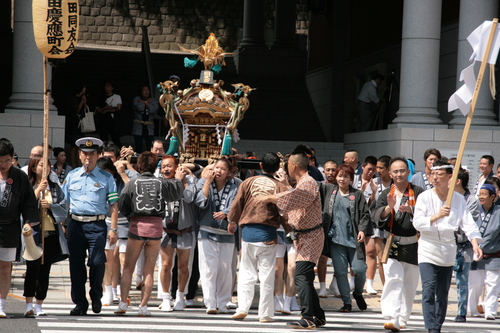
[431,165,454,170]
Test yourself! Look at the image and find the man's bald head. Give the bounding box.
[30,146,43,159]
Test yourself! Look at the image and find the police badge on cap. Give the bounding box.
[76,137,103,152]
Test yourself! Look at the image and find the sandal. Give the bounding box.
[313,317,327,327]
[287,318,316,330]
[339,304,352,312]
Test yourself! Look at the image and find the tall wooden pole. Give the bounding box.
[41,56,50,264]
[446,19,499,206]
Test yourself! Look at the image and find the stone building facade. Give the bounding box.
[77,0,309,51]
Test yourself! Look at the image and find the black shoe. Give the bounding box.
[353,292,367,311]
[286,318,316,330]
[69,306,87,316]
[92,299,102,314]
[313,317,326,327]
[454,315,466,322]
[339,304,352,312]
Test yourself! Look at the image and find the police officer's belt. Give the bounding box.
[71,214,106,222]
[292,224,322,235]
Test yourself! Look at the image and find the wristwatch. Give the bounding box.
[110,227,118,233]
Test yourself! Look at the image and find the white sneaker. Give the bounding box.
[138,306,151,317]
[114,301,128,314]
[486,313,496,320]
[329,276,341,296]
[318,286,328,298]
[185,299,194,307]
[282,296,291,314]
[274,295,284,312]
[366,285,378,295]
[259,316,274,323]
[226,301,237,309]
[218,306,229,314]
[159,299,173,312]
[34,304,46,316]
[24,304,34,317]
[0,309,6,318]
[101,292,113,306]
[290,296,300,311]
[173,297,184,311]
[383,318,400,332]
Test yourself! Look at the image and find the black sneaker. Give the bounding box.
[454,315,466,322]
[69,306,87,316]
[353,292,367,311]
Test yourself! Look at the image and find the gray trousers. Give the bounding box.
[356,100,376,132]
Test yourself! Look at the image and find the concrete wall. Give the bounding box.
[233,139,345,165]
[344,127,500,174]
[0,112,65,164]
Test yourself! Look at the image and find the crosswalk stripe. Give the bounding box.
[35,303,500,333]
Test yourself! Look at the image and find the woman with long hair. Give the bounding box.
[24,157,69,316]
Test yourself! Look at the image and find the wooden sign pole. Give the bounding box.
[446,18,499,206]
[41,55,50,264]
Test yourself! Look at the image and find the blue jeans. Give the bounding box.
[329,242,366,305]
[419,262,453,330]
[454,258,471,317]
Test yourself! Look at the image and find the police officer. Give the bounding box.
[62,137,119,316]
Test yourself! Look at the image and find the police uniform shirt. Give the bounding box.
[63,166,118,216]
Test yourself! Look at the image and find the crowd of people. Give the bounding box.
[2,135,500,332]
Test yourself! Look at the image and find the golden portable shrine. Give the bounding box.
[158,33,255,163]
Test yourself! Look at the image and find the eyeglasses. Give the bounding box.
[430,172,448,177]
[0,159,12,165]
[391,169,407,174]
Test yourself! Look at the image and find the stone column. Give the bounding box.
[5,0,54,113]
[1,0,64,162]
[272,0,297,48]
[391,0,444,127]
[449,0,499,127]
[240,0,266,47]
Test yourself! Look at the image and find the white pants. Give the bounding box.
[236,241,277,318]
[198,239,234,310]
[468,269,500,317]
[381,258,419,325]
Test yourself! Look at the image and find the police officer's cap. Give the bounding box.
[76,137,103,152]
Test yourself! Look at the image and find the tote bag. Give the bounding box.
[78,106,96,133]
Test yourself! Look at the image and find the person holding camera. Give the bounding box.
[132,85,159,153]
